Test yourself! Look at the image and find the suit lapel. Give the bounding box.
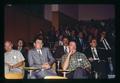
[33,49,39,55]
[41,48,48,62]
[90,48,93,58]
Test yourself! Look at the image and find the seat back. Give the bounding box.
[5,73,24,79]
[5,62,25,79]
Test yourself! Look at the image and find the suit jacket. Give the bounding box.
[97,37,111,50]
[28,47,55,69]
[84,47,109,78]
[84,47,108,61]
[54,46,65,59]
[76,37,88,52]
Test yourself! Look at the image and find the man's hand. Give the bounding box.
[68,50,76,56]
[88,57,94,62]
[5,63,13,69]
[42,63,51,69]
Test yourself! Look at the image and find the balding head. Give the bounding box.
[4,41,13,52]
[69,41,77,52]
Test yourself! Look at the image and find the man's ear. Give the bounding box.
[33,43,35,46]
[42,43,44,47]
[90,43,92,46]
[11,44,13,48]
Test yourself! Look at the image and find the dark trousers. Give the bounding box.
[66,67,90,79]
[31,69,57,79]
[91,60,108,79]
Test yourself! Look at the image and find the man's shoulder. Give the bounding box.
[76,52,85,56]
[12,49,21,53]
[42,47,49,50]
[56,46,63,50]
[28,49,36,52]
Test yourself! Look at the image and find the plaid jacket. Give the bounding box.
[61,52,91,71]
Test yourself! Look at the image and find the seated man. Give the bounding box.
[84,38,109,79]
[4,41,25,75]
[28,37,57,79]
[61,41,91,79]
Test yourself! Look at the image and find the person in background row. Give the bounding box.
[16,39,28,79]
[61,41,91,79]
[76,31,88,52]
[4,41,25,74]
[54,36,69,59]
[53,36,70,75]
[28,37,57,79]
[69,30,77,41]
[54,35,64,49]
[17,39,28,64]
[99,31,111,51]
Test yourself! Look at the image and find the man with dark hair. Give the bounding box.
[76,31,88,52]
[28,37,56,79]
[54,36,69,59]
[84,38,109,79]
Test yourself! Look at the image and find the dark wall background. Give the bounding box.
[5,4,115,45]
[5,5,51,45]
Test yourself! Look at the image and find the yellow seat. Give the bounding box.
[44,76,67,79]
[5,72,24,79]
[5,62,25,79]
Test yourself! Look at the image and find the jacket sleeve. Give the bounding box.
[46,48,55,66]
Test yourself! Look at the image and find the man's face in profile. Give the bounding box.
[4,41,13,52]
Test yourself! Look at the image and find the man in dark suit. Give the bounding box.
[69,30,77,41]
[84,38,109,79]
[28,37,56,79]
[98,31,115,75]
[54,36,69,59]
[53,36,69,75]
[76,31,88,52]
[98,31,111,51]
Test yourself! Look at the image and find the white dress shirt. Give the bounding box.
[64,46,69,53]
[91,47,100,60]
[37,49,42,55]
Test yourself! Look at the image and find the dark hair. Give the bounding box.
[33,36,43,43]
[62,36,69,41]
[17,39,25,47]
[89,37,97,43]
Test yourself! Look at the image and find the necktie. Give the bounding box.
[81,40,85,49]
[92,48,99,60]
[79,38,84,48]
[38,50,46,63]
[64,46,67,53]
[38,50,42,55]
